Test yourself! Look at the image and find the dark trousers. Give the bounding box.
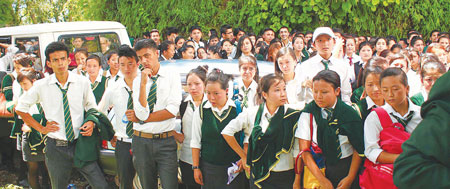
[132,135,178,189]
[115,140,135,189]
[200,160,246,189]
[44,138,108,189]
[325,156,360,189]
[179,160,201,189]
[250,169,294,189]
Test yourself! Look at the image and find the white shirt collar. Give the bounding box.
[238,78,258,91]
[49,71,78,88]
[203,98,236,115]
[382,99,421,118]
[321,99,337,112]
[365,96,380,110]
[184,94,207,105]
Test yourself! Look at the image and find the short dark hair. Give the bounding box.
[262,28,275,35]
[160,40,175,53]
[362,66,384,86]
[118,44,138,62]
[134,39,158,51]
[380,67,408,87]
[189,25,202,34]
[206,68,232,90]
[74,48,89,58]
[410,36,424,46]
[45,42,69,63]
[86,54,101,66]
[233,27,245,37]
[279,26,289,33]
[430,29,440,37]
[220,24,233,37]
[256,73,284,104]
[166,27,179,37]
[105,50,118,61]
[187,65,209,85]
[313,70,341,90]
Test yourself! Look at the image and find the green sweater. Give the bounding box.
[410,92,425,106]
[393,72,450,189]
[92,76,109,104]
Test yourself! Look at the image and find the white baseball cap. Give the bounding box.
[312,27,335,43]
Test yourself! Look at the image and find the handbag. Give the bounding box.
[0,92,13,118]
[360,107,410,189]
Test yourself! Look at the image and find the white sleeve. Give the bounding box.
[222,109,251,143]
[132,77,150,121]
[16,85,40,114]
[364,111,384,163]
[190,108,203,149]
[97,87,113,114]
[164,72,182,116]
[340,67,352,105]
[294,112,312,140]
[83,79,98,110]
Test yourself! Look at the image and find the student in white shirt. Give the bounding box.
[85,55,109,104]
[295,27,352,105]
[16,42,108,189]
[411,60,446,106]
[344,36,363,89]
[228,55,259,110]
[222,74,300,188]
[104,51,123,86]
[73,48,88,75]
[388,53,422,96]
[364,68,422,170]
[97,45,139,189]
[190,69,245,188]
[178,65,208,189]
[126,39,182,189]
[275,47,305,110]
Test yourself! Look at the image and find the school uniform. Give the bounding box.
[21,103,46,162]
[97,78,135,189]
[393,72,450,188]
[295,54,353,105]
[132,67,182,189]
[350,86,364,104]
[407,70,422,96]
[15,72,108,189]
[222,104,300,189]
[286,77,305,110]
[354,96,382,121]
[178,94,206,189]
[228,78,258,110]
[301,48,310,62]
[296,99,364,188]
[191,99,246,189]
[87,72,109,104]
[104,69,123,87]
[411,87,428,106]
[344,54,363,90]
[364,99,422,164]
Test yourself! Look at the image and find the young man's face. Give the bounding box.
[119,56,138,78]
[150,32,160,44]
[72,38,84,49]
[313,35,335,57]
[47,50,70,75]
[191,29,202,43]
[167,33,178,42]
[279,28,290,41]
[163,44,175,59]
[222,28,234,40]
[263,30,275,43]
[136,47,159,72]
[236,31,245,41]
[431,32,440,43]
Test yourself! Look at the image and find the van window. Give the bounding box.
[15,37,43,71]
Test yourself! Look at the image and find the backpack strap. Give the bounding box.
[372,107,394,129]
[179,101,188,120]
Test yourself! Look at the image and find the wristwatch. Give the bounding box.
[192,166,200,170]
[139,120,145,125]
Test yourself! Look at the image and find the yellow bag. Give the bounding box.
[303,166,326,189]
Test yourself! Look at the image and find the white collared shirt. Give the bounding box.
[365,96,378,110]
[105,70,123,87]
[295,54,352,105]
[190,99,236,149]
[295,100,354,159]
[132,67,182,133]
[406,70,422,96]
[364,99,422,163]
[285,77,306,110]
[180,94,207,164]
[86,70,103,85]
[11,72,22,105]
[193,41,205,51]
[98,78,134,141]
[343,53,362,83]
[228,78,258,109]
[222,104,295,172]
[16,72,97,141]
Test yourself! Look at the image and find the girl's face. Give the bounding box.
[186,41,195,47]
[410,52,420,70]
[205,81,227,108]
[14,63,24,74]
[209,38,219,47]
[376,39,387,52]
[277,54,296,75]
[293,38,304,52]
[421,69,443,93]
[187,74,205,99]
[413,40,425,53]
[359,45,373,62]
[19,78,34,91]
[182,48,195,60]
[364,73,383,103]
[241,38,252,55]
[197,49,207,59]
[239,62,257,82]
[312,79,340,109]
[86,59,101,77]
[176,39,185,49]
[439,38,449,48]
[381,76,409,109]
[108,54,119,72]
[208,51,221,59]
[390,59,408,73]
[345,39,356,55]
[222,42,233,55]
[75,53,87,67]
[262,80,287,107]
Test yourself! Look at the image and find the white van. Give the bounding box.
[0,21,131,72]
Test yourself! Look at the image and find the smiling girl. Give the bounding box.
[85,54,109,103]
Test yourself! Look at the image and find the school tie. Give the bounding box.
[390,111,415,129]
[56,83,75,142]
[264,113,272,123]
[348,57,353,66]
[242,86,250,108]
[147,75,159,113]
[189,101,195,111]
[125,87,134,137]
[324,108,334,122]
[91,81,99,89]
[324,107,341,158]
[321,59,330,70]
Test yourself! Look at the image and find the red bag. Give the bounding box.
[360,107,411,189]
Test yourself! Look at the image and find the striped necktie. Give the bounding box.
[125,87,133,137]
[242,86,250,108]
[56,83,75,142]
[321,59,330,70]
[324,108,334,122]
[390,111,415,129]
[147,75,159,113]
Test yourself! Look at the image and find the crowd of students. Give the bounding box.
[0,24,449,189]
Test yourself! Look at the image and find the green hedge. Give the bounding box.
[81,0,450,40]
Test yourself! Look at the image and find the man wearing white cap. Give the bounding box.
[295,27,352,105]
